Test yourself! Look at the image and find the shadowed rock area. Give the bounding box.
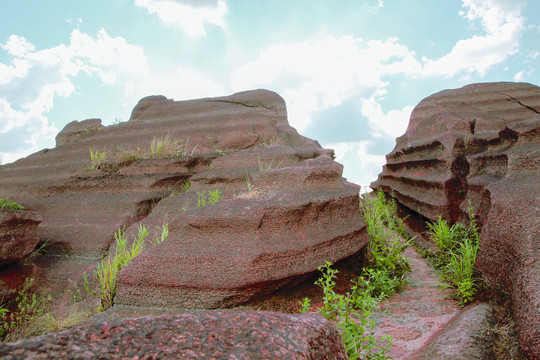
[0,210,41,266]
[371,82,540,358]
[0,89,365,312]
[0,311,347,359]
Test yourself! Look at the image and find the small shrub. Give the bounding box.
[299,262,392,359]
[0,198,25,210]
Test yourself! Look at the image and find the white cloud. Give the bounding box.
[422,0,525,77]
[126,65,227,103]
[0,29,148,164]
[514,70,525,81]
[231,36,420,132]
[361,98,413,138]
[134,0,227,37]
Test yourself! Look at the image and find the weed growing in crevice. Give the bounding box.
[87,148,108,170]
[93,224,169,311]
[298,191,410,359]
[85,135,199,171]
[359,191,411,301]
[197,189,223,207]
[0,278,52,342]
[300,262,392,359]
[257,155,284,171]
[426,205,482,305]
[0,198,26,210]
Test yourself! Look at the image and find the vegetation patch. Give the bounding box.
[425,206,482,305]
[0,279,51,342]
[0,198,26,210]
[299,190,410,359]
[93,224,169,311]
[85,135,198,171]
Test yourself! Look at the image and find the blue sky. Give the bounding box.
[1,0,539,187]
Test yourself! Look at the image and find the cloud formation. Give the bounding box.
[421,0,525,77]
[0,29,148,164]
[134,0,227,37]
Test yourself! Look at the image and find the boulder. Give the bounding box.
[0,311,347,360]
[413,303,495,360]
[371,82,540,358]
[0,210,42,266]
[0,89,365,312]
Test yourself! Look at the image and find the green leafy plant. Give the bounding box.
[87,147,108,169]
[0,278,52,342]
[0,198,25,210]
[94,224,169,310]
[197,189,223,207]
[426,204,481,305]
[359,192,410,298]
[300,262,392,359]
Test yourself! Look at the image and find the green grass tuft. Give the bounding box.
[426,204,481,305]
[94,224,169,311]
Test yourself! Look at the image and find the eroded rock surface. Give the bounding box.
[0,89,365,312]
[0,210,41,266]
[0,311,347,360]
[371,82,540,358]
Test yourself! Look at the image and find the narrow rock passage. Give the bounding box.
[370,244,461,360]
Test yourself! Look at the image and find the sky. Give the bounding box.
[1,0,539,188]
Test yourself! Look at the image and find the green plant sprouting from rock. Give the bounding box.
[197,189,223,207]
[0,279,52,342]
[426,204,481,305]
[94,224,169,310]
[86,135,198,171]
[0,198,26,210]
[299,191,410,359]
[87,147,108,170]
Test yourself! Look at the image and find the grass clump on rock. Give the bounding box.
[426,205,481,305]
[94,224,169,310]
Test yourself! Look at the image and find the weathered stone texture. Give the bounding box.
[0,210,41,266]
[0,311,347,359]
[372,82,540,358]
[0,89,366,313]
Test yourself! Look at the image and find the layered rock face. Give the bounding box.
[0,210,41,266]
[0,89,366,311]
[0,311,347,359]
[371,82,540,357]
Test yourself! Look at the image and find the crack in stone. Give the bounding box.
[500,93,540,115]
[208,99,274,111]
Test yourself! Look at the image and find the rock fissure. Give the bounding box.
[500,92,540,114]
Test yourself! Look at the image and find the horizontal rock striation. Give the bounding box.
[0,311,347,359]
[0,210,42,266]
[0,89,366,312]
[371,82,540,358]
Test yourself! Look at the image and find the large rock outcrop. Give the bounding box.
[0,89,366,312]
[371,82,540,358]
[0,311,347,359]
[0,210,42,266]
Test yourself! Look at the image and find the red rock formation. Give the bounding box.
[0,311,347,359]
[0,210,41,266]
[372,82,540,358]
[0,90,366,313]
